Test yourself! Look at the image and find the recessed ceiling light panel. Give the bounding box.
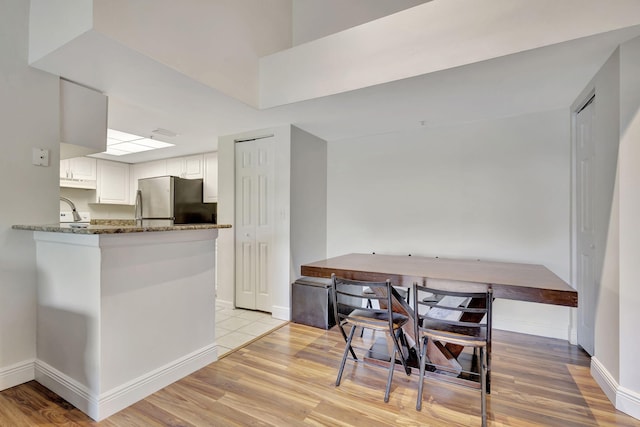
[102,129,175,156]
[135,138,174,148]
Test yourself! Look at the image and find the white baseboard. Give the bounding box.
[591,357,618,403]
[35,343,218,421]
[569,308,578,345]
[215,299,234,310]
[35,360,96,417]
[618,385,640,420]
[0,359,35,391]
[271,305,290,321]
[592,357,640,421]
[568,324,578,345]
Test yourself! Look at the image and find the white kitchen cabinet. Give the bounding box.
[165,157,182,177]
[203,152,218,203]
[60,156,97,180]
[60,157,97,189]
[96,159,130,204]
[134,159,167,180]
[166,155,203,179]
[130,159,167,202]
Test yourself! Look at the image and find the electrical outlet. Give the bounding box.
[32,148,49,166]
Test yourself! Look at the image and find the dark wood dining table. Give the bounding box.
[300,253,578,392]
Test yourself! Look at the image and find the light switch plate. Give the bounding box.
[32,148,49,166]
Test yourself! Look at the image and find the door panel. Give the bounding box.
[235,138,275,311]
[257,242,269,295]
[241,176,252,226]
[258,175,268,226]
[576,96,596,356]
[240,242,254,293]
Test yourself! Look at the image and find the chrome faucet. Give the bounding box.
[60,196,82,222]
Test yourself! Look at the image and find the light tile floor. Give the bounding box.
[215,305,288,357]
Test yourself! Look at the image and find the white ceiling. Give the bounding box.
[28,1,640,164]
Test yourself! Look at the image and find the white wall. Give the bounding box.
[59,187,134,219]
[272,127,293,319]
[290,126,327,281]
[617,35,640,419]
[327,109,573,339]
[292,0,429,45]
[261,0,640,108]
[217,125,327,319]
[217,126,292,318]
[28,0,93,64]
[572,50,621,382]
[93,0,292,107]
[0,0,61,389]
[582,36,640,421]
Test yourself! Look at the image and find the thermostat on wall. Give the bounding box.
[32,148,49,166]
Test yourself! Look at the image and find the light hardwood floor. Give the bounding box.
[0,323,637,426]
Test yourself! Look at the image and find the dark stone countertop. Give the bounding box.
[12,223,231,235]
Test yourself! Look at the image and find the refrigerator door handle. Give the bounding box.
[135,190,143,226]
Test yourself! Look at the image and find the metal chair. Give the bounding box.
[413,281,493,426]
[331,274,411,402]
[369,252,411,306]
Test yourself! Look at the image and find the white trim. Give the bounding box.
[592,357,640,421]
[568,319,578,346]
[591,357,618,404]
[35,343,218,421]
[215,298,234,310]
[568,308,578,345]
[35,359,96,417]
[0,359,35,391]
[271,305,290,321]
[97,343,218,420]
[618,385,640,420]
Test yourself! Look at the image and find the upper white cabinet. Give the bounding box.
[96,159,130,204]
[166,155,203,179]
[134,159,167,181]
[60,156,97,189]
[60,79,108,159]
[203,152,218,203]
[130,159,167,202]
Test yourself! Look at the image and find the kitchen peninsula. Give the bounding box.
[12,222,230,420]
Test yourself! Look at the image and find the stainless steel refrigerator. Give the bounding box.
[136,176,216,226]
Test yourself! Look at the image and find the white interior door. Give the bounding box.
[576,96,596,356]
[235,137,275,312]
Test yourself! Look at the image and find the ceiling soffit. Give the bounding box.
[25,0,640,162]
[260,0,640,108]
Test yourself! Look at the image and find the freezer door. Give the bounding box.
[139,176,174,219]
[173,178,214,223]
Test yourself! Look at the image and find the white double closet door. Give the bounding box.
[576,96,596,356]
[235,137,275,312]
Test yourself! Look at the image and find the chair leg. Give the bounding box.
[338,322,358,359]
[384,331,396,403]
[336,325,357,386]
[416,337,428,411]
[393,329,411,376]
[480,346,487,427]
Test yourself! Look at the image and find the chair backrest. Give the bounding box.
[332,274,394,329]
[413,281,492,348]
